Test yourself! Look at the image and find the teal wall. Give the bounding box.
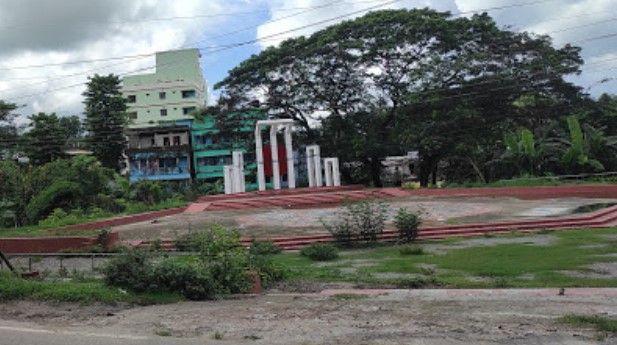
[191,111,262,181]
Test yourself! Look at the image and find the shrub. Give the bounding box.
[102,249,153,292]
[322,200,389,247]
[394,208,422,243]
[104,225,284,300]
[399,245,424,256]
[25,181,82,223]
[300,243,339,261]
[130,180,165,205]
[249,240,282,256]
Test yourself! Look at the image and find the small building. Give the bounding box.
[126,120,193,183]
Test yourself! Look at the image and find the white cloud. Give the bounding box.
[0,0,236,120]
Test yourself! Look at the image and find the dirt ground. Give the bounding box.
[113,196,617,240]
[1,288,615,344]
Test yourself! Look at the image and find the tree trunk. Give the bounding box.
[369,158,383,188]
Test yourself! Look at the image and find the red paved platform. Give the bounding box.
[134,204,617,251]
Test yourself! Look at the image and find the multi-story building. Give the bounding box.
[121,49,207,183]
[191,111,263,182]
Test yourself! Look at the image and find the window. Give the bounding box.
[173,136,181,146]
[163,137,170,146]
[182,107,196,115]
[127,95,136,103]
[181,90,196,98]
[159,92,166,99]
[128,112,137,120]
[160,109,167,116]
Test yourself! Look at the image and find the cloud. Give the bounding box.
[0,0,235,121]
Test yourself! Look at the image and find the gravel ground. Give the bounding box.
[0,288,615,344]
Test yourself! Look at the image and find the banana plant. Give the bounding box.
[561,116,605,173]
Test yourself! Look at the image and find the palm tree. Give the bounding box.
[560,116,605,173]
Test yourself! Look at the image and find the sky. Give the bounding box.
[0,0,616,126]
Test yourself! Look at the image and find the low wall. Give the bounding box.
[60,207,186,231]
[0,232,119,254]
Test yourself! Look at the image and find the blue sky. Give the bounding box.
[0,0,615,124]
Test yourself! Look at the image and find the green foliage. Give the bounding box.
[322,200,388,246]
[559,314,617,334]
[399,245,425,256]
[0,271,180,304]
[300,243,339,261]
[249,240,282,256]
[83,74,127,171]
[394,208,422,243]
[25,181,82,222]
[562,116,605,173]
[24,112,67,164]
[104,225,283,300]
[130,180,165,205]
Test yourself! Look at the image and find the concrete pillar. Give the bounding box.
[324,160,333,187]
[306,146,315,187]
[324,158,341,187]
[314,146,323,187]
[332,157,341,187]
[232,151,245,193]
[223,166,233,194]
[270,125,281,190]
[284,124,295,189]
[255,125,266,191]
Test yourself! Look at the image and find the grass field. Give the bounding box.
[272,227,617,288]
[0,198,187,238]
[443,176,617,188]
[0,272,182,304]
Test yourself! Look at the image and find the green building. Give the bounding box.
[191,111,263,181]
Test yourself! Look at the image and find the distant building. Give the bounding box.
[122,49,207,127]
[121,49,207,183]
[191,111,263,182]
[125,120,193,183]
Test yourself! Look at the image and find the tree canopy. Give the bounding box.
[216,8,595,186]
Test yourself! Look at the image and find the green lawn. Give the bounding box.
[0,272,182,304]
[443,176,617,188]
[0,198,187,238]
[272,227,617,288]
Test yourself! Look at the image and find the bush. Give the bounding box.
[394,208,422,243]
[130,180,165,205]
[103,225,286,300]
[300,243,339,261]
[102,249,153,292]
[25,181,82,223]
[322,200,388,247]
[249,240,282,256]
[399,245,424,256]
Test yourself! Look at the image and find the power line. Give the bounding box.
[2,0,614,105]
[0,0,559,72]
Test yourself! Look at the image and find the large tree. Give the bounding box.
[83,74,127,171]
[24,112,67,165]
[0,101,19,158]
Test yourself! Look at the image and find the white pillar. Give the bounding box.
[284,124,295,189]
[306,146,315,187]
[332,157,341,187]
[270,125,281,190]
[324,159,333,186]
[232,151,245,193]
[313,146,323,187]
[223,166,233,194]
[255,125,266,191]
